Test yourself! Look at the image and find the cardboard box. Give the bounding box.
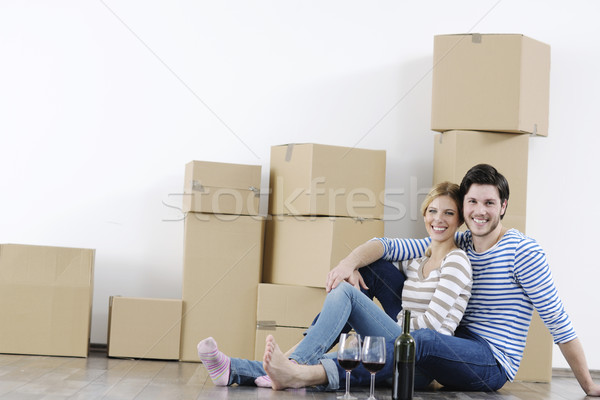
[515,311,553,382]
[433,130,529,232]
[0,244,95,357]
[180,213,264,362]
[269,144,386,219]
[433,130,552,382]
[108,297,182,360]
[431,34,550,136]
[183,160,261,215]
[254,283,328,360]
[263,216,384,288]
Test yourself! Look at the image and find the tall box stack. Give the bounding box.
[260,144,386,359]
[431,33,552,382]
[0,244,95,358]
[180,161,265,362]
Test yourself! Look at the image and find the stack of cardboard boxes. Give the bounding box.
[430,33,553,382]
[259,143,386,360]
[179,160,265,361]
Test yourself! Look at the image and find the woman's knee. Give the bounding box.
[412,329,440,357]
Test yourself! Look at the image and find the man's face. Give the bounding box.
[463,183,507,238]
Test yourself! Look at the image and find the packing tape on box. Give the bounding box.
[192,181,205,192]
[531,124,538,137]
[257,321,277,331]
[249,186,260,197]
[285,144,294,162]
[472,33,482,44]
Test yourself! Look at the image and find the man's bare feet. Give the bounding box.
[263,335,303,390]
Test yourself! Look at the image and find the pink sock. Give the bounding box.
[197,337,231,386]
[254,359,298,388]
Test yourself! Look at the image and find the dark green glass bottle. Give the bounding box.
[392,309,415,400]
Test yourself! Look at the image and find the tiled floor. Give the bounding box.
[0,350,592,399]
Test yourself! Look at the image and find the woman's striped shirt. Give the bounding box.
[401,249,472,336]
[374,229,576,381]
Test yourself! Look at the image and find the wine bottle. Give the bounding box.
[392,309,415,400]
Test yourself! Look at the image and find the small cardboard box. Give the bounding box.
[183,160,261,215]
[108,297,183,360]
[431,34,550,136]
[0,244,95,357]
[180,213,264,362]
[263,216,384,288]
[269,144,386,219]
[433,130,529,232]
[254,284,328,360]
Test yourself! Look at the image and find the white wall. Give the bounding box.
[1,1,599,370]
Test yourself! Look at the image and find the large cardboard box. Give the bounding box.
[180,213,264,362]
[263,216,384,288]
[431,34,550,136]
[108,297,182,360]
[254,283,327,360]
[269,144,386,219]
[0,244,95,357]
[183,160,261,215]
[432,130,552,382]
[433,130,529,232]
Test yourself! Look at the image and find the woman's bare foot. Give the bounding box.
[263,335,301,389]
[263,335,327,390]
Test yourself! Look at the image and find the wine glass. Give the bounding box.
[361,336,386,400]
[337,332,361,400]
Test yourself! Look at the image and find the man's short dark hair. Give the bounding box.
[459,164,510,218]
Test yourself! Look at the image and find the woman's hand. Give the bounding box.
[326,264,368,292]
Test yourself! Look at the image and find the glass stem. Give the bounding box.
[370,372,375,398]
[345,370,351,395]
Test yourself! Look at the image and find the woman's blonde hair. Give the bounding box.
[421,181,462,257]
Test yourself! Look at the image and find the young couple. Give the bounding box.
[197,163,600,396]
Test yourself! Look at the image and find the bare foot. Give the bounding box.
[263,335,305,390]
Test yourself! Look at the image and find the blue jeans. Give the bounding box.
[229,259,508,391]
[228,258,404,387]
[227,281,397,387]
[412,327,507,391]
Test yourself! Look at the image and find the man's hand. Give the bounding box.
[326,264,368,292]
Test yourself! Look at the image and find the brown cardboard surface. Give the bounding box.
[433,130,529,232]
[263,216,384,288]
[257,283,327,329]
[431,34,550,136]
[183,160,261,215]
[180,213,264,362]
[269,144,386,219]
[108,297,182,360]
[0,244,95,357]
[515,311,553,382]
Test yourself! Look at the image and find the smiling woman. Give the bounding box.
[195,181,472,391]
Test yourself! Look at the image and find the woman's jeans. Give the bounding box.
[228,259,507,392]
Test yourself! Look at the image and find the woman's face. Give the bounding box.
[424,195,460,243]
